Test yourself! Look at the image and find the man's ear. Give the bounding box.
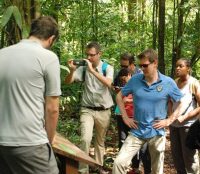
[154,59,158,67]
[47,35,56,48]
[98,51,102,56]
[49,35,55,43]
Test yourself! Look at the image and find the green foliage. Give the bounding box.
[0,0,200,143]
[0,6,22,29]
[1,6,13,27]
[58,95,82,144]
[57,117,81,144]
[193,60,200,79]
[12,6,22,29]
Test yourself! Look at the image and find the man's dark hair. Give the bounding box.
[138,48,158,63]
[118,68,131,77]
[29,16,59,40]
[120,52,135,65]
[86,42,101,53]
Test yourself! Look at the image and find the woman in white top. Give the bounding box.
[169,58,200,174]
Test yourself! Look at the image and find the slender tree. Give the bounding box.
[171,0,177,77]
[127,0,137,32]
[158,0,165,74]
[91,0,98,41]
[171,0,187,77]
[190,0,200,66]
[152,0,158,49]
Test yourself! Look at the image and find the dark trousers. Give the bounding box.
[0,143,58,174]
[169,126,199,174]
[117,115,151,174]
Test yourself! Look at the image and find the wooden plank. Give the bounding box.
[65,157,78,174]
[52,133,100,167]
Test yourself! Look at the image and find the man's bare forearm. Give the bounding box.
[167,101,184,125]
[45,96,59,144]
[65,70,75,84]
[116,91,128,118]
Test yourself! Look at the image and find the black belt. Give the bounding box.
[83,106,110,111]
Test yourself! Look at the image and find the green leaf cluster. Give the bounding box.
[1,5,22,29]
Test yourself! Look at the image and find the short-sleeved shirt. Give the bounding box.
[0,39,61,146]
[121,72,182,138]
[171,76,200,127]
[73,60,114,108]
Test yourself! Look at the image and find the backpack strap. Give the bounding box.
[189,78,197,96]
[82,66,87,81]
[102,61,108,76]
[189,78,200,105]
[82,60,108,81]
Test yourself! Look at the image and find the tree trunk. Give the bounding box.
[190,3,200,66]
[91,0,98,41]
[158,0,165,74]
[171,0,177,77]
[171,0,187,78]
[127,0,137,32]
[152,0,158,49]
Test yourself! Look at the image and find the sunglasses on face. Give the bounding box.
[138,62,152,68]
[86,53,99,57]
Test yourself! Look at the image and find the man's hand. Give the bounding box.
[84,59,95,73]
[45,96,59,144]
[123,97,132,103]
[111,84,121,93]
[177,115,186,123]
[83,59,113,88]
[122,116,138,129]
[65,59,78,84]
[67,59,77,71]
[153,118,170,129]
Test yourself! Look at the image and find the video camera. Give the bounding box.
[73,59,87,66]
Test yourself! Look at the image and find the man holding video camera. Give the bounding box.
[65,42,114,174]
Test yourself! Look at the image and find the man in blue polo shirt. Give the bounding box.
[112,49,184,174]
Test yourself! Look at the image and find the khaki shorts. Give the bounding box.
[0,143,58,174]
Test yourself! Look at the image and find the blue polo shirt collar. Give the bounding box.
[142,71,163,86]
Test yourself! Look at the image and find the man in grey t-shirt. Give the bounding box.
[0,16,61,174]
[65,42,114,174]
